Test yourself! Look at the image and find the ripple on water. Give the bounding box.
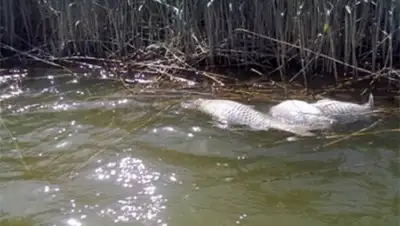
[1,72,399,226]
[0,180,62,222]
[130,123,279,159]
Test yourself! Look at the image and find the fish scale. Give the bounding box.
[182,98,315,137]
[311,93,375,123]
[268,99,336,130]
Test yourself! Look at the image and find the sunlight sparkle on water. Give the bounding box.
[56,141,69,149]
[0,89,23,100]
[91,156,167,224]
[66,218,82,226]
[191,126,201,132]
[42,185,60,194]
[117,99,128,104]
[163,126,175,132]
[235,213,248,224]
[169,173,177,182]
[52,103,71,111]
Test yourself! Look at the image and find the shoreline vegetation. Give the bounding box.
[1,0,399,98]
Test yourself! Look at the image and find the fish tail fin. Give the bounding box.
[365,93,374,109]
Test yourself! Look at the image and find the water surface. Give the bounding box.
[0,69,399,226]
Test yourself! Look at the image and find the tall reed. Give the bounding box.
[1,0,399,85]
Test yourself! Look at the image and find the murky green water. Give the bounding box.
[0,69,399,226]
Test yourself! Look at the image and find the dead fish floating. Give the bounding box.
[181,98,315,137]
[310,93,377,123]
[267,99,337,130]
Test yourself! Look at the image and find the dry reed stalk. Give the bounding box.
[0,0,398,91]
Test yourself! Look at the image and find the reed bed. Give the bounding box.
[0,0,399,90]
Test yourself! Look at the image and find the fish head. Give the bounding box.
[181,98,206,110]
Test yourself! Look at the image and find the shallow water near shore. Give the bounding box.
[0,68,399,226]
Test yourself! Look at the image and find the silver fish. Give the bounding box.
[311,93,376,123]
[182,98,315,137]
[267,100,337,130]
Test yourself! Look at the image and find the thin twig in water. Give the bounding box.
[73,102,177,172]
[262,157,400,183]
[313,119,383,151]
[0,116,30,171]
[0,43,74,74]
[272,125,399,146]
